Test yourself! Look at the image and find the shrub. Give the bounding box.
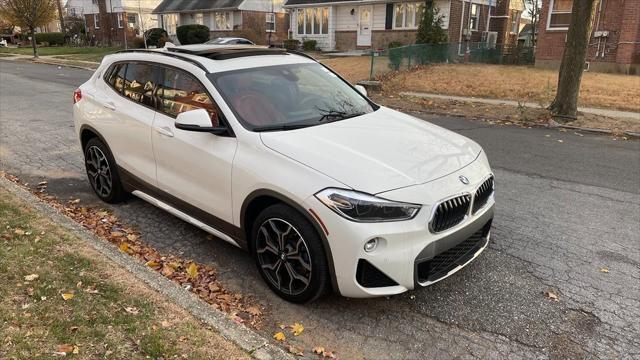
[176,24,210,45]
[283,39,300,51]
[132,37,146,48]
[35,32,64,46]
[388,41,404,70]
[144,28,168,48]
[302,39,317,51]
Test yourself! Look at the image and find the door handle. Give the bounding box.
[103,101,116,111]
[154,126,174,137]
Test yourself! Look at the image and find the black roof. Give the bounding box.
[153,0,244,14]
[167,46,290,60]
[284,0,360,6]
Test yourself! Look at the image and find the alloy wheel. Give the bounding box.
[86,145,113,198]
[256,218,312,296]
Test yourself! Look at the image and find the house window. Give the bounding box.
[296,8,328,35]
[164,14,178,35]
[548,0,572,29]
[469,4,479,31]
[127,14,137,29]
[510,11,519,34]
[93,14,100,29]
[394,2,424,29]
[266,13,275,32]
[194,13,204,25]
[117,13,123,29]
[213,11,232,30]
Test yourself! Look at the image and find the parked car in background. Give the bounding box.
[73,46,495,303]
[206,37,255,45]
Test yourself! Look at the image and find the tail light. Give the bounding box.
[73,88,82,104]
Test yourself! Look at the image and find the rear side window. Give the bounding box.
[157,68,221,126]
[107,64,126,93]
[123,63,162,109]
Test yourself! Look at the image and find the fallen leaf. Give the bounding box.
[291,322,304,336]
[161,320,171,328]
[69,199,81,204]
[61,293,74,301]
[84,286,99,294]
[14,229,25,235]
[545,291,559,301]
[186,263,198,279]
[145,260,160,268]
[313,346,325,354]
[118,242,129,253]
[24,274,39,281]
[557,139,563,143]
[126,234,138,241]
[288,345,304,356]
[56,344,74,354]
[124,306,140,315]
[69,326,79,332]
[599,267,609,273]
[111,231,125,238]
[273,332,286,341]
[322,350,336,358]
[246,306,262,316]
[72,346,79,354]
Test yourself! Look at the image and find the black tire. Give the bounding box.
[83,137,126,203]
[251,203,330,303]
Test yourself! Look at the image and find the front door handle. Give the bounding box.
[103,101,116,111]
[155,126,174,137]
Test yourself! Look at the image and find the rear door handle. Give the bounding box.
[154,126,174,137]
[103,101,116,111]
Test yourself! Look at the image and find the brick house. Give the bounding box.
[74,0,162,46]
[152,0,289,46]
[535,0,640,74]
[283,0,524,51]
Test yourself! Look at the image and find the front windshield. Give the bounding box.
[209,63,375,131]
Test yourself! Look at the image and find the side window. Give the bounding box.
[123,63,162,109]
[158,68,220,126]
[106,63,126,93]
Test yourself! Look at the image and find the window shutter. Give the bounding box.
[385,4,393,29]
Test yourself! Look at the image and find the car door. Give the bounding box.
[98,62,161,186]
[151,66,238,226]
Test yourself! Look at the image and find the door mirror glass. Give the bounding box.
[175,109,227,134]
[354,84,368,97]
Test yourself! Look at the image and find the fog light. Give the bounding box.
[364,238,379,252]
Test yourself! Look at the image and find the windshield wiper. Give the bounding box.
[253,123,313,132]
[318,111,366,123]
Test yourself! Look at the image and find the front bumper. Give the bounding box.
[305,163,495,298]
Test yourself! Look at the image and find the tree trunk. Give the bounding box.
[30,27,38,58]
[548,0,599,120]
[57,0,65,35]
[97,0,110,46]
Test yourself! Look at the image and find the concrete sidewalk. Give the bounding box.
[400,91,640,120]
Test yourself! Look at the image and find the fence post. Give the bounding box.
[407,45,412,69]
[369,50,375,80]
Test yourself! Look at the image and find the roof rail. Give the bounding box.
[115,49,208,71]
[287,50,318,62]
[167,46,290,60]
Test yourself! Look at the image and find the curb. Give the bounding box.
[0,56,97,71]
[0,176,293,360]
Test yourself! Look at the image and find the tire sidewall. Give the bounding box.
[251,204,329,303]
[84,137,125,203]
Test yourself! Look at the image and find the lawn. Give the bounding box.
[382,64,640,112]
[0,46,120,62]
[0,187,249,359]
[320,57,640,112]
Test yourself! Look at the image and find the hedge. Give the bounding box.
[35,32,65,46]
[144,28,169,48]
[176,24,210,45]
[302,39,317,51]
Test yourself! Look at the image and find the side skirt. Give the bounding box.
[131,190,241,248]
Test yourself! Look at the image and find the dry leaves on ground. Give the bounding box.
[545,290,559,302]
[1,172,263,328]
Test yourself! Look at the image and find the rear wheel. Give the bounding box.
[251,204,330,303]
[84,137,126,203]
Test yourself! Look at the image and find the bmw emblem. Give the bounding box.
[459,175,470,185]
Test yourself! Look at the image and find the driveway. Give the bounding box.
[1,60,639,359]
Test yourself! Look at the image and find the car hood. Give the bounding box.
[260,107,482,194]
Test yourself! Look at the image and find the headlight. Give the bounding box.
[315,188,421,222]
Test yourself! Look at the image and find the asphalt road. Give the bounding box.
[1,60,639,359]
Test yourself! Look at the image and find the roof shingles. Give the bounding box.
[153,0,244,14]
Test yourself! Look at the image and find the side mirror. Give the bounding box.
[354,84,368,97]
[175,109,228,135]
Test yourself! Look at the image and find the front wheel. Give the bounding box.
[251,204,330,303]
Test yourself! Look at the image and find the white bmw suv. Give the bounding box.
[73,46,495,303]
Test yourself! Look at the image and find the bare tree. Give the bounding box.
[96,0,110,45]
[525,0,541,45]
[0,0,57,57]
[55,0,63,34]
[548,0,600,120]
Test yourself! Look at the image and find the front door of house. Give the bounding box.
[357,5,372,47]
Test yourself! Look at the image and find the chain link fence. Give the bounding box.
[369,42,535,79]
